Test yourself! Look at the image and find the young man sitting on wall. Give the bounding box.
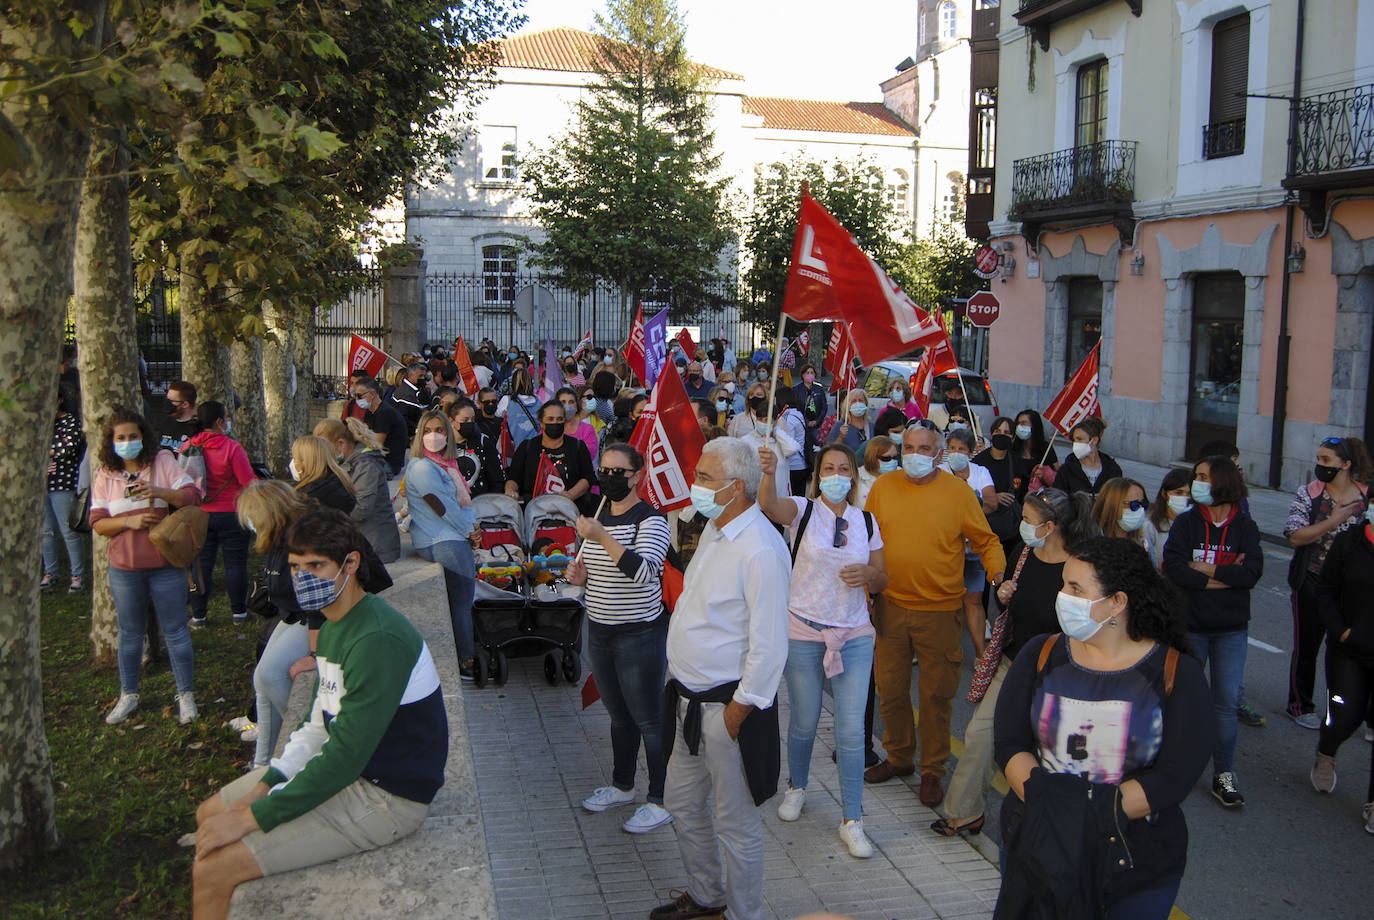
[190,507,447,920]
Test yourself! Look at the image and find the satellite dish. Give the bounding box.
[513,284,554,327]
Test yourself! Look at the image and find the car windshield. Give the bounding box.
[935,373,990,406]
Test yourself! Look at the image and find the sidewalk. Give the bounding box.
[465,658,1000,920]
[1112,454,1293,545]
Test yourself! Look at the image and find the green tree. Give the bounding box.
[898,218,983,306]
[741,156,910,339]
[523,0,732,336]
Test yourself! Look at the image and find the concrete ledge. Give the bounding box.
[227,547,495,920]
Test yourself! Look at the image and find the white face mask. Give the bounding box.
[1055,592,1109,641]
[288,459,301,481]
[1167,494,1191,515]
[1019,519,1047,549]
[946,451,970,472]
[1119,508,1147,532]
[1072,441,1093,460]
[1015,424,1033,441]
[890,389,905,404]
[902,452,935,478]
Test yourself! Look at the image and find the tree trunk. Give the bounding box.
[289,302,315,446]
[71,132,139,666]
[262,299,295,478]
[178,254,232,404]
[229,335,268,465]
[0,1,105,870]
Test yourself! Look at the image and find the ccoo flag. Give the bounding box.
[1043,341,1103,435]
[347,334,392,379]
[783,192,946,365]
[623,304,646,384]
[629,360,706,512]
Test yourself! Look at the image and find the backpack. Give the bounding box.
[1036,633,1179,696]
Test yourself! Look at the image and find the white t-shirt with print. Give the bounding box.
[785,497,884,629]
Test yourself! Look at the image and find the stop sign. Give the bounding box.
[966,290,1001,327]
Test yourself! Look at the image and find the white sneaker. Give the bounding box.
[105,692,139,725]
[1292,711,1321,730]
[177,692,198,725]
[240,725,259,743]
[776,786,806,822]
[622,803,673,834]
[581,785,636,812]
[1364,727,1373,743]
[228,716,253,731]
[1364,802,1374,835]
[839,819,874,858]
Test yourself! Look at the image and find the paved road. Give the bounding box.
[936,540,1374,920]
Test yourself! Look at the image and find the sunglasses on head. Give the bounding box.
[911,419,938,431]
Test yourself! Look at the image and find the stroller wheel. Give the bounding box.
[493,651,509,686]
[543,652,560,686]
[561,649,581,684]
[474,649,489,689]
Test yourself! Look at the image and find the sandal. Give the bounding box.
[930,814,984,837]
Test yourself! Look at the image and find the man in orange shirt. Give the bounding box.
[863,420,1006,805]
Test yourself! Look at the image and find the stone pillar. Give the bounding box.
[385,246,427,355]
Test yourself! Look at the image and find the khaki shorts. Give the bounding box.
[221,767,429,876]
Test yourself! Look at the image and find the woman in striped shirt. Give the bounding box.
[565,442,674,835]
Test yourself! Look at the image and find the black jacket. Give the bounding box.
[1053,451,1123,498]
[1161,506,1263,634]
[1316,524,1374,663]
[364,401,409,476]
[300,471,357,515]
[388,378,428,439]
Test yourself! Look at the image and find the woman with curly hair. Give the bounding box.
[994,537,1213,920]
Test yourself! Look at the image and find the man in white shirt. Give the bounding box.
[653,437,790,920]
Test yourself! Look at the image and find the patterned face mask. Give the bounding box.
[292,561,353,611]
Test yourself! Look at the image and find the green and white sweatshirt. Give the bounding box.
[251,593,448,834]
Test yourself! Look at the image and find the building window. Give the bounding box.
[1066,278,1102,380]
[972,89,997,170]
[1186,272,1245,457]
[481,125,517,182]
[940,1,958,40]
[1204,13,1249,159]
[482,245,517,305]
[1075,59,1109,149]
[943,172,965,222]
[887,169,910,215]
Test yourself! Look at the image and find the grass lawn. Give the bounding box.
[2,564,263,919]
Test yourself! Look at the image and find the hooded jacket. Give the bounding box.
[185,430,256,512]
[1161,505,1263,634]
[1052,450,1123,498]
[341,448,400,562]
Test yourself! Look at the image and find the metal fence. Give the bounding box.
[424,273,765,358]
[63,274,182,391]
[314,268,385,397]
[1291,81,1374,176]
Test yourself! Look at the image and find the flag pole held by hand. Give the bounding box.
[574,496,608,563]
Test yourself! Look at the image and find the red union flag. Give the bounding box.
[533,451,566,497]
[452,335,480,395]
[1044,341,1103,434]
[824,323,857,395]
[675,327,697,359]
[623,304,646,383]
[911,331,959,416]
[783,192,945,364]
[573,329,593,358]
[347,334,390,378]
[796,329,810,355]
[629,363,705,512]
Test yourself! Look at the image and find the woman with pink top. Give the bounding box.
[185,401,257,626]
[89,406,202,725]
[887,378,926,421]
[756,441,888,859]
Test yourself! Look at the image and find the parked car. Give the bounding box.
[857,360,1001,436]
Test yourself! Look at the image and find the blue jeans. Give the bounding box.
[416,540,476,660]
[43,490,87,579]
[1188,629,1247,774]
[108,565,194,694]
[586,618,669,803]
[190,511,250,619]
[1107,879,1181,920]
[253,621,309,766]
[783,633,875,821]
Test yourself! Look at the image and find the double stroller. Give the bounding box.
[470,493,585,688]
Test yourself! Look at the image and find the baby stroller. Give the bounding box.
[470,493,528,687]
[522,494,585,686]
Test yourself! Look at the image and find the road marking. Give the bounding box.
[1248,636,1285,654]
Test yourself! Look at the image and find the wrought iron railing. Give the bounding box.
[1290,81,1374,177]
[1009,140,1137,217]
[1203,118,1246,159]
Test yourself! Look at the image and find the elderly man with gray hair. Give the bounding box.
[651,437,790,920]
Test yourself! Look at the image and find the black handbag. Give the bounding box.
[986,500,1022,542]
[68,487,91,534]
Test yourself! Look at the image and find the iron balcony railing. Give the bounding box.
[1290,81,1374,177]
[1203,118,1246,159]
[1009,140,1138,218]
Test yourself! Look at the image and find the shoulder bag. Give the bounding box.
[967,545,1031,703]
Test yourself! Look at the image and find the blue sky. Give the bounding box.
[513,0,920,101]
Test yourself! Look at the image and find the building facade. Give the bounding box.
[980,0,1374,490]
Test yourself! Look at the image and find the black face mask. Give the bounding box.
[543,422,564,439]
[600,473,634,502]
[481,401,498,416]
[991,433,1013,451]
[688,374,702,384]
[1314,463,1341,484]
[457,422,478,442]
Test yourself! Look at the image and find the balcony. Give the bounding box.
[1283,81,1374,233]
[1202,118,1246,159]
[1016,0,1142,50]
[1009,140,1137,243]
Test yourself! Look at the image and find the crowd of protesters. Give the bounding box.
[41,329,1374,920]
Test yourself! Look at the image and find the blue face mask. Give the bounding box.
[850,403,868,418]
[1366,506,1374,526]
[819,475,851,503]
[1190,480,1213,506]
[292,562,352,611]
[114,440,142,460]
[356,398,371,411]
[902,453,935,478]
[878,458,900,474]
[715,399,728,412]
[1019,519,1047,549]
[1119,508,1147,532]
[946,452,970,472]
[690,480,735,520]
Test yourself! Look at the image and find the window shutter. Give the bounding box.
[1209,14,1250,125]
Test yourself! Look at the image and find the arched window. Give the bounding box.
[940,1,958,40]
[887,169,910,215]
[482,245,517,305]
